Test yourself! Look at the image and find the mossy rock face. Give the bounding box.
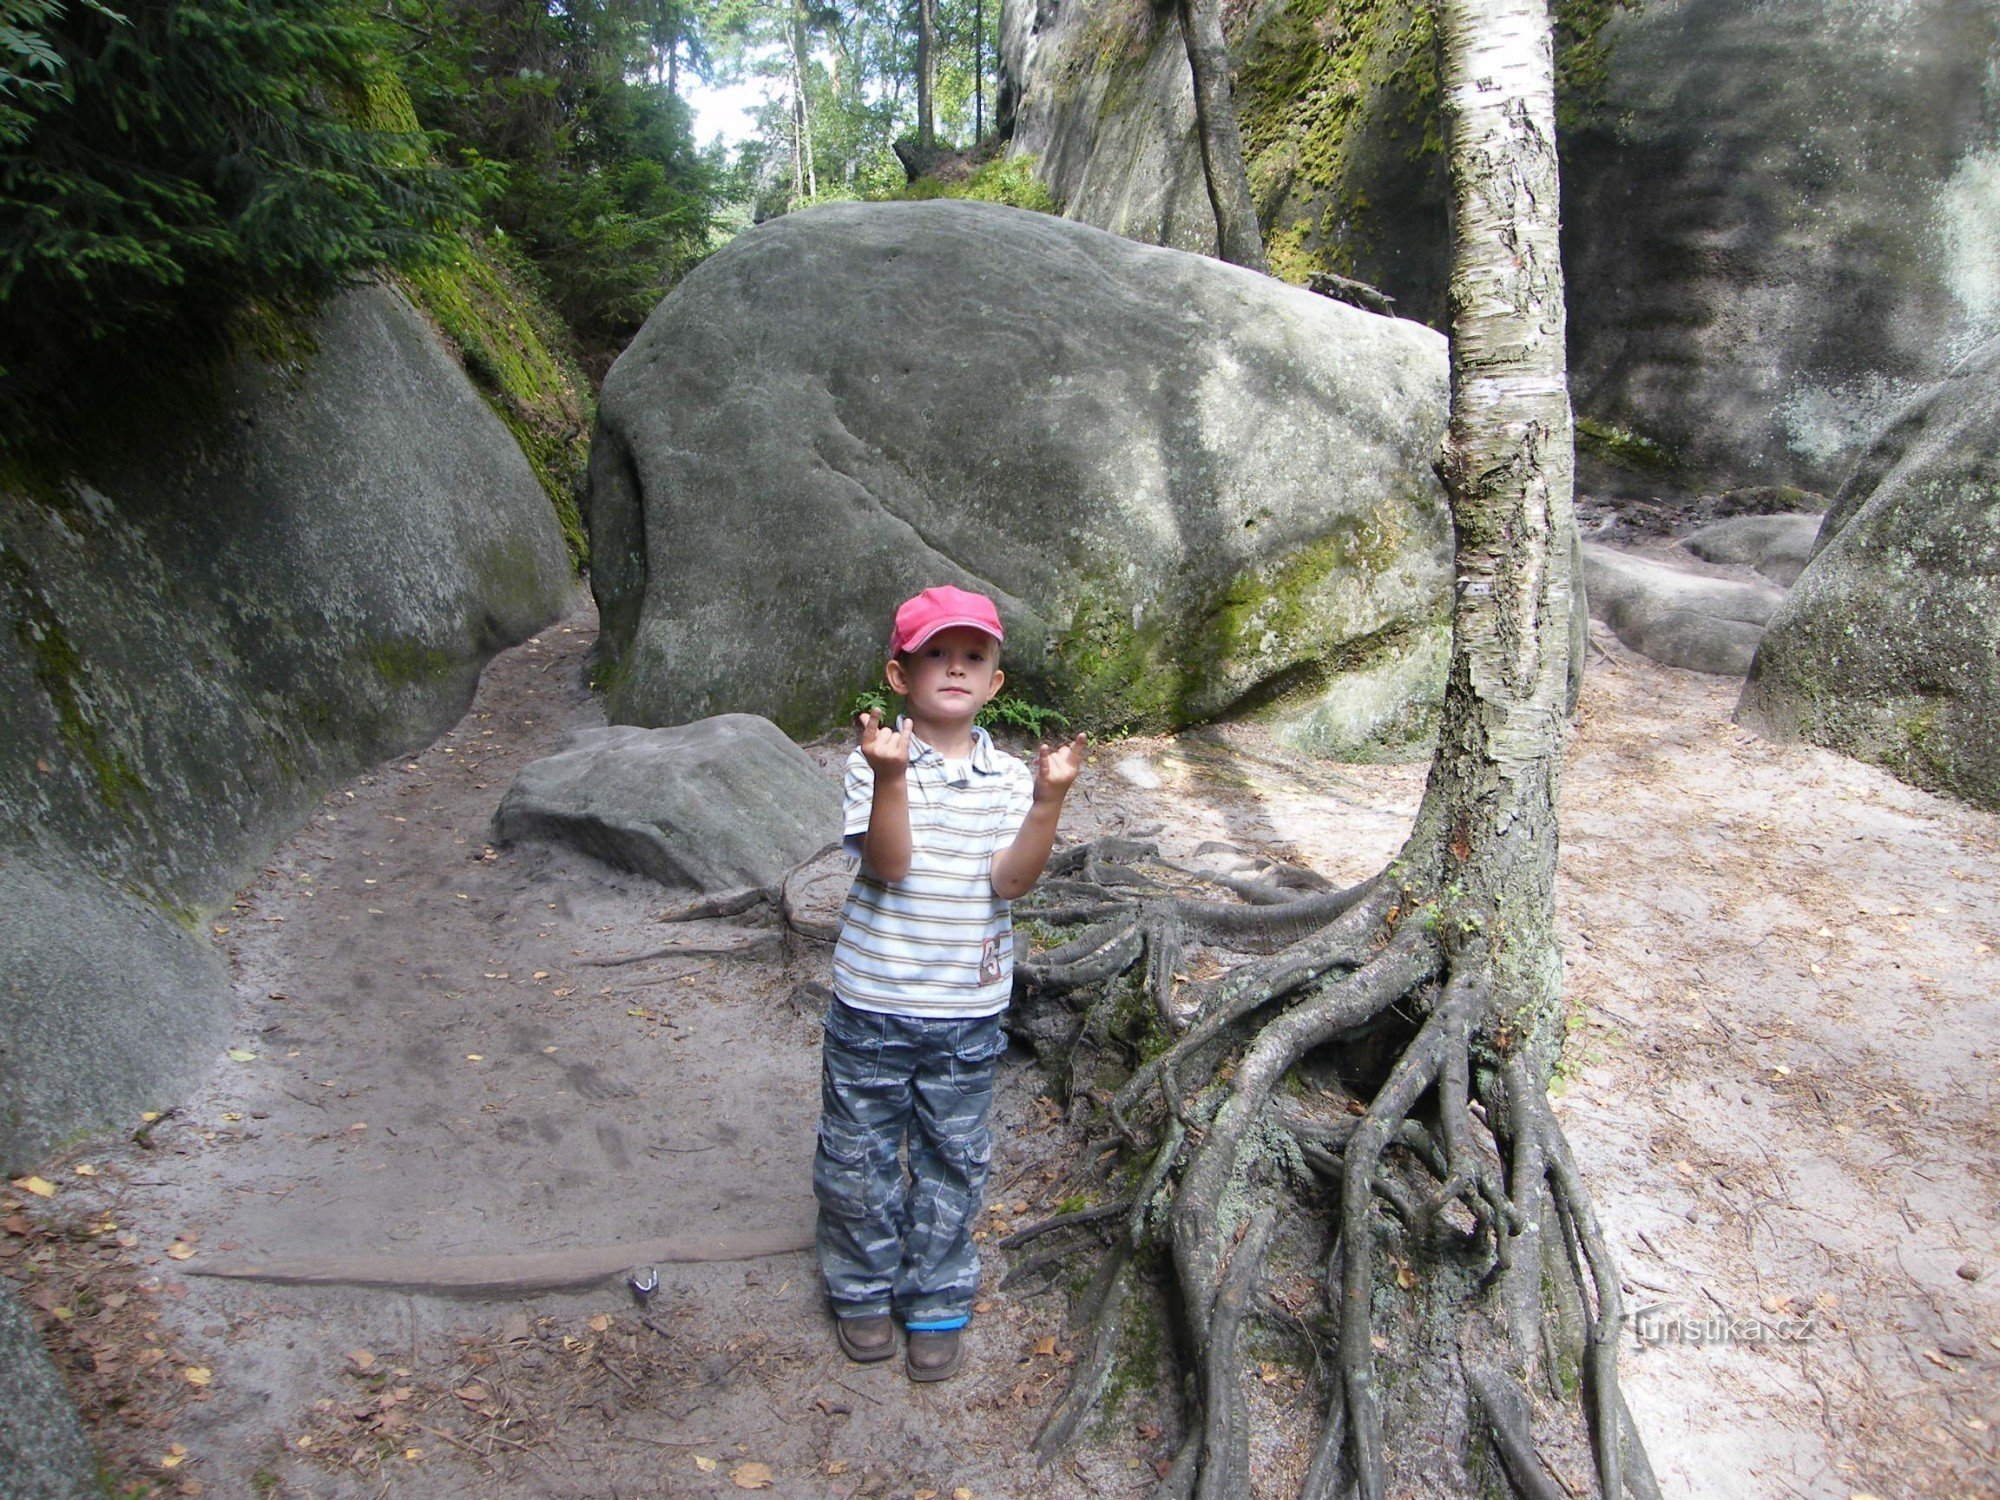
[591,201,1452,745]
[1739,336,2000,809]
[401,235,594,566]
[1001,0,2000,494]
[0,284,574,1165]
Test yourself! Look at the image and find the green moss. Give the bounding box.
[884,155,1064,214]
[1575,415,1678,474]
[362,638,456,687]
[1885,695,1956,789]
[1232,0,1636,289]
[2,547,148,819]
[1041,0,1159,110]
[1233,0,1436,287]
[1049,586,1183,731]
[400,234,592,567]
[1047,503,1426,737]
[1099,1270,1166,1423]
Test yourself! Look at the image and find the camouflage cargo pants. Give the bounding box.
[813,1000,1008,1328]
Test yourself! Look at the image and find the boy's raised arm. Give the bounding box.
[856,711,913,882]
[991,733,1088,900]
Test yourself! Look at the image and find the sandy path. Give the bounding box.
[8,605,1997,1498]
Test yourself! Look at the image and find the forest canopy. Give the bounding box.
[0,0,1010,452]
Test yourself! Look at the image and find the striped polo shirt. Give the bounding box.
[833,726,1035,1019]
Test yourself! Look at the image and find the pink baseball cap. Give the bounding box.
[890,585,1005,655]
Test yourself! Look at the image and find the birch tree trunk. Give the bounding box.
[1177,0,1266,272]
[979,1,1661,1495]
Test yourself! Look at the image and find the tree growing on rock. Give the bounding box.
[1177,0,1265,273]
[997,1,1657,1493]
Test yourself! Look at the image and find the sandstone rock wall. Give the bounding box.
[0,284,576,1171]
[1002,0,2000,496]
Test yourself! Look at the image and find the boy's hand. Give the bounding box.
[857,710,910,777]
[1033,733,1089,802]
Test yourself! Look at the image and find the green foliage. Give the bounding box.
[847,678,1072,739]
[882,153,1061,213]
[0,0,480,456]
[715,0,1006,221]
[978,691,1070,738]
[391,0,723,365]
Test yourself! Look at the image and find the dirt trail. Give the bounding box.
[7,602,1997,1499]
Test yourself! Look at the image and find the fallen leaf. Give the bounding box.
[465,1054,484,1063]
[227,1050,256,1063]
[73,1163,98,1177]
[588,1314,610,1332]
[183,1365,212,1387]
[954,1490,973,1500]
[166,1242,196,1261]
[914,1490,937,1500]
[825,1459,850,1475]
[732,1462,774,1490]
[403,1448,423,1461]
[51,1306,73,1321]
[693,1455,718,1473]
[160,1446,187,1469]
[12,1176,54,1198]
[533,971,550,980]
[453,1384,490,1403]
[1033,1335,1057,1357]
[347,1348,377,1371]
[141,1111,162,1123]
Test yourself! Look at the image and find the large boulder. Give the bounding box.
[1738,338,2000,809]
[0,283,576,1169]
[493,717,840,892]
[589,200,1452,757]
[1000,0,2000,495]
[0,1286,98,1500]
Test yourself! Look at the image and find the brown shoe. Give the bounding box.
[905,1327,964,1383]
[835,1313,896,1364]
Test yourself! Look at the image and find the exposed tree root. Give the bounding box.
[1005,837,1651,1499]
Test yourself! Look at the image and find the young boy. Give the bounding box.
[815,584,1087,1382]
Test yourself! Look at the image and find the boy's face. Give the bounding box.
[886,626,1004,731]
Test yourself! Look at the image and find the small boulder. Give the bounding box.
[1581,543,1786,676]
[1681,514,1824,587]
[492,716,839,893]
